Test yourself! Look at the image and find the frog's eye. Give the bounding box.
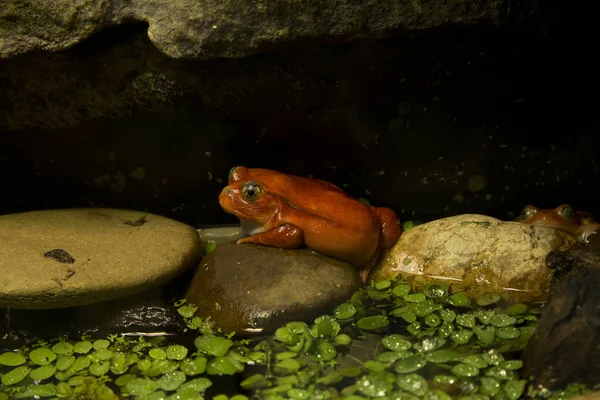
[516,205,537,221]
[557,204,576,221]
[228,167,238,183]
[242,181,263,202]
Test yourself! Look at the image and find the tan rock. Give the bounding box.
[369,214,574,304]
[0,208,202,309]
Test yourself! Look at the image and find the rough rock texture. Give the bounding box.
[369,214,574,304]
[0,0,532,60]
[0,208,202,309]
[184,243,362,336]
[523,235,600,390]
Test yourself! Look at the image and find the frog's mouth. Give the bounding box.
[239,218,268,235]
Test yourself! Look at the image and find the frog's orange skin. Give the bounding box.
[515,204,599,242]
[219,166,402,283]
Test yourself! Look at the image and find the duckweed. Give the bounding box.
[0,274,582,399]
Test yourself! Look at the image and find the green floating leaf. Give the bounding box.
[381,334,412,351]
[473,326,496,345]
[0,352,26,366]
[356,315,389,330]
[207,356,238,375]
[496,326,521,339]
[115,374,137,387]
[449,292,471,307]
[241,374,271,390]
[73,341,93,354]
[333,303,357,319]
[424,283,448,298]
[392,283,412,297]
[397,373,429,397]
[91,348,113,361]
[334,334,352,346]
[55,355,76,371]
[194,335,233,357]
[204,240,217,254]
[364,360,386,372]
[356,371,395,397]
[310,341,337,362]
[481,377,501,396]
[29,364,57,380]
[1,365,31,386]
[425,313,442,327]
[476,292,502,306]
[52,342,74,355]
[149,348,166,360]
[410,299,436,317]
[490,314,517,327]
[413,337,446,353]
[93,339,110,350]
[288,388,311,399]
[177,305,198,318]
[452,363,480,377]
[450,329,474,345]
[180,377,213,393]
[375,280,392,290]
[426,349,461,364]
[394,354,426,373]
[126,377,158,397]
[462,355,488,369]
[404,293,427,303]
[29,347,57,366]
[474,310,495,325]
[439,309,457,322]
[157,370,187,391]
[377,350,412,363]
[456,314,476,328]
[312,315,340,338]
[274,327,300,347]
[500,360,524,371]
[506,303,528,315]
[504,379,527,400]
[89,361,110,377]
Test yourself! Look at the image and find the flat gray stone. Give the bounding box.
[0,208,201,309]
[185,243,362,336]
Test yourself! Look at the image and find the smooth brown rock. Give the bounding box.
[0,208,202,309]
[369,214,574,304]
[185,243,362,336]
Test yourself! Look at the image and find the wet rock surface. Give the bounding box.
[0,0,529,60]
[0,287,188,348]
[369,214,574,304]
[523,235,600,390]
[0,208,202,309]
[184,243,362,336]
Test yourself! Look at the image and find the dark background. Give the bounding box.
[1,2,598,227]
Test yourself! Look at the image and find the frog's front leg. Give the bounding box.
[237,224,304,248]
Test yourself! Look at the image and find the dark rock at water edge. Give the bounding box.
[1,286,190,353]
[185,243,362,336]
[523,235,600,390]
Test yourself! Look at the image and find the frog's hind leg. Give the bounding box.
[237,224,304,249]
[370,206,402,249]
[359,248,381,284]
